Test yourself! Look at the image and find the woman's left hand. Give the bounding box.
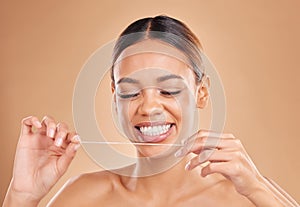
[175,129,265,197]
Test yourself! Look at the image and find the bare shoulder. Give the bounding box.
[47,171,120,207]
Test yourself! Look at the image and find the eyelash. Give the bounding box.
[117,90,182,99]
[160,90,181,96]
[118,93,139,99]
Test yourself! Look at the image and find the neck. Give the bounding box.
[122,153,202,195]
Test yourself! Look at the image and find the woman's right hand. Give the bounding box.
[4,116,81,206]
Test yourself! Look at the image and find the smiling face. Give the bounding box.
[112,40,208,157]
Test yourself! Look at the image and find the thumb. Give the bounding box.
[57,142,80,175]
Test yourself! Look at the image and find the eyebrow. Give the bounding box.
[117,77,139,84]
[156,74,183,82]
[116,74,183,85]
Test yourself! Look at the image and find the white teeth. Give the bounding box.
[139,124,171,136]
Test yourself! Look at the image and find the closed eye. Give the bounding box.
[160,90,181,96]
[117,92,140,99]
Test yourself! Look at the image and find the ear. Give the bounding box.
[196,75,210,109]
[111,81,116,101]
[111,81,117,112]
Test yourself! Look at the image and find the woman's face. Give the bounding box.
[112,40,204,157]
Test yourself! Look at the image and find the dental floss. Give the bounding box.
[81,141,183,147]
[81,132,223,147]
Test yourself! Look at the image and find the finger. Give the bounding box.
[21,116,42,135]
[184,149,214,171]
[201,162,232,177]
[186,150,240,171]
[54,122,69,147]
[41,116,57,138]
[182,130,235,145]
[59,132,81,150]
[66,132,81,144]
[175,138,216,157]
[57,132,81,149]
[57,139,81,175]
[175,130,218,157]
[175,133,238,157]
[175,137,227,157]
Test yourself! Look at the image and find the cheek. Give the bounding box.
[115,100,129,124]
[115,100,137,139]
[115,92,197,127]
[164,92,196,128]
[176,92,198,133]
[176,91,196,113]
[166,99,182,120]
[116,99,137,124]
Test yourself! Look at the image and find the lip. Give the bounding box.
[134,122,175,143]
[135,121,173,127]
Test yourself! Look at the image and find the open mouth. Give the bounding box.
[134,123,175,143]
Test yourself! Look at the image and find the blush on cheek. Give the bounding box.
[115,100,137,141]
[116,102,128,132]
[176,92,198,140]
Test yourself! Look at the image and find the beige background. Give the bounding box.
[1,0,299,206]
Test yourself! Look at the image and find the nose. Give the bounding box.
[138,88,164,118]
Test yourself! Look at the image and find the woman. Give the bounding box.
[3,15,298,206]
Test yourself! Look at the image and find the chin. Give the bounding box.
[135,145,176,158]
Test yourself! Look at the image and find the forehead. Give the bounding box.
[115,53,193,79]
[113,40,194,81]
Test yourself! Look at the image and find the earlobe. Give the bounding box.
[111,82,117,113]
[111,81,115,94]
[111,81,116,102]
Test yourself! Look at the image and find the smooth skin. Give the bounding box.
[3,41,298,207]
[3,116,81,207]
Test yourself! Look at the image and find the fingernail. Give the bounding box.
[34,121,42,128]
[174,148,182,157]
[72,135,81,143]
[185,161,191,171]
[181,138,188,145]
[49,128,55,138]
[55,137,63,147]
[174,148,184,157]
[74,144,81,151]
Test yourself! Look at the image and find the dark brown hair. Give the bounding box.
[111,15,204,84]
